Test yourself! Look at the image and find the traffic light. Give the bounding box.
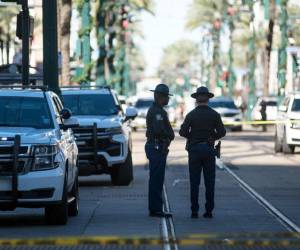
[16,12,34,39]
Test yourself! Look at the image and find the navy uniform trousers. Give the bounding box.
[188,143,216,213]
[145,143,167,212]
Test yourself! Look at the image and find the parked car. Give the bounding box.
[275,94,300,154]
[61,87,137,185]
[251,97,278,122]
[0,86,79,225]
[209,97,243,131]
[131,97,153,131]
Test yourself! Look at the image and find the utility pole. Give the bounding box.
[247,0,256,119]
[43,0,60,94]
[278,0,288,99]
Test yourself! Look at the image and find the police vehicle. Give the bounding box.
[209,97,243,131]
[61,87,137,186]
[275,93,300,154]
[0,86,79,225]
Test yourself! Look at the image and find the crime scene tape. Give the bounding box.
[1,232,300,247]
[223,119,300,126]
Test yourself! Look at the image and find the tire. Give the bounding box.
[45,176,68,225]
[110,149,133,186]
[282,129,295,154]
[68,174,79,217]
[232,126,242,132]
[274,130,283,153]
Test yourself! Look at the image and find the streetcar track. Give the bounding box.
[217,159,300,233]
[161,185,179,250]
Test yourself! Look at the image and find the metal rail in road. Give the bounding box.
[217,159,300,233]
[162,185,179,250]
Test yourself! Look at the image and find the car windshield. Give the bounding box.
[0,97,53,129]
[135,99,153,108]
[291,99,300,111]
[63,94,118,116]
[209,101,237,109]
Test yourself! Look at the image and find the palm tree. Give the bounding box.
[186,0,225,91]
[0,7,18,65]
[58,0,72,85]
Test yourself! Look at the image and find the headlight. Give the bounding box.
[32,145,59,171]
[105,127,123,135]
[291,120,300,129]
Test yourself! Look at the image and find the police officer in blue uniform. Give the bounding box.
[179,86,226,219]
[145,84,175,218]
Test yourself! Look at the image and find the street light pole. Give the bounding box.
[42,0,60,94]
[21,0,29,86]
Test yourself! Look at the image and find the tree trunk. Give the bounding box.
[59,0,72,85]
[264,18,274,96]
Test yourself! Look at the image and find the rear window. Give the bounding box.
[291,99,300,111]
[209,101,237,109]
[135,99,153,108]
[0,97,53,129]
[62,94,118,116]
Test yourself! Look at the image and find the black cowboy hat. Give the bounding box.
[150,83,173,96]
[191,86,214,99]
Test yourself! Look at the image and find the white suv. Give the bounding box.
[61,87,137,186]
[0,86,79,225]
[275,94,300,154]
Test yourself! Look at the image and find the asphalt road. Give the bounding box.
[0,127,299,249]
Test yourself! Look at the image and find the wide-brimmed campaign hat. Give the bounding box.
[150,84,173,96]
[191,86,214,99]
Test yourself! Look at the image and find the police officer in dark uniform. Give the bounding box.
[145,84,175,218]
[179,86,226,219]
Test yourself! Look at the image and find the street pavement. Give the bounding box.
[0,127,299,249]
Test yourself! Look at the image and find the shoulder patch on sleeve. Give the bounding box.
[156,114,163,121]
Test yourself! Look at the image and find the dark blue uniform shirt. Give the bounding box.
[146,102,175,142]
[179,105,226,145]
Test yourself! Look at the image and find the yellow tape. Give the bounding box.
[223,119,300,126]
[0,234,300,247]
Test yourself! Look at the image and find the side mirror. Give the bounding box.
[60,108,72,120]
[279,105,287,112]
[60,117,79,130]
[125,107,137,121]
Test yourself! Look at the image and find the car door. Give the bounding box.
[51,95,76,189]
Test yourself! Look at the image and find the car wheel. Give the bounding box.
[68,174,79,217]
[274,130,283,153]
[45,175,68,225]
[110,149,133,186]
[282,129,295,154]
[232,126,242,132]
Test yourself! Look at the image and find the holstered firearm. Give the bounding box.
[215,141,221,159]
[154,138,170,154]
